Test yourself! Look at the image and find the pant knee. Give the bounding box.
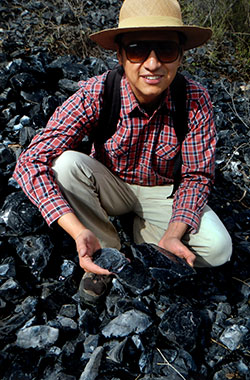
[195,229,233,267]
[211,231,232,266]
[53,150,83,172]
[52,151,92,186]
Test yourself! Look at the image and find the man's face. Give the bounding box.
[117,31,182,106]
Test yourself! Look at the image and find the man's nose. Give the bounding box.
[143,50,162,69]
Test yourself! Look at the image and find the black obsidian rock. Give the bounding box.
[93,247,154,295]
[93,244,196,296]
[9,234,54,280]
[79,346,104,380]
[0,256,16,279]
[151,348,197,379]
[0,191,45,236]
[0,295,38,345]
[158,301,202,351]
[115,258,155,295]
[10,72,39,91]
[19,126,36,147]
[0,277,26,303]
[16,325,59,349]
[93,247,129,273]
[0,144,16,167]
[131,243,196,290]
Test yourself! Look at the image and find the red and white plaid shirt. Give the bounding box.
[13,71,216,232]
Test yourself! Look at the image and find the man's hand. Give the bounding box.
[57,212,111,275]
[158,235,195,267]
[158,222,196,267]
[75,229,111,275]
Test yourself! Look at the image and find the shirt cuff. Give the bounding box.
[39,196,74,226]
[169,208,200,234]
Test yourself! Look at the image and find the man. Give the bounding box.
[13,0,232,302]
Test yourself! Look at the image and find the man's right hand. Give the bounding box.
[57,213,111,275]
[75,229,111,275]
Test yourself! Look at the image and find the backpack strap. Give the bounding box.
[168,72,188,197]
[170,73,188,142]
[94,65,124,144]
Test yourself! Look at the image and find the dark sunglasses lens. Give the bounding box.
[157,41,179,62]
[125,41,180,63]
[126,43,148,63]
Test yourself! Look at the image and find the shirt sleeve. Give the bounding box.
[169,85,217,233]
[12,79,102,226]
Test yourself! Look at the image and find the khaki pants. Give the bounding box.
[52,150,232,268]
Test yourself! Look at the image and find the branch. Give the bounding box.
[220,141,249,170]
[232,277,250,287]
[156,348,187,380]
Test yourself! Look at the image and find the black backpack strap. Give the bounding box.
[94,65,124,144]
[168,72,188,197]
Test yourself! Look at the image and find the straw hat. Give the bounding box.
[90,0,212,51]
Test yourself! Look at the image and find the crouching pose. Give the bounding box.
[13,0,232,303]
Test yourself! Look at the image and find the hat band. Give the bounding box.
[119,16,184,28]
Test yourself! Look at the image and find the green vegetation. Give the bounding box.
[180,0,250,80]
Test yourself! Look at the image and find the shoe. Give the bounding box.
[78,272,112,305]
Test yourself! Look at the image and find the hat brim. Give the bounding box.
[90,25,212,51]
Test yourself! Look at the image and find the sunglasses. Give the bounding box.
[122,40,181,63]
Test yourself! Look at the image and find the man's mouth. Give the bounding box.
[143,75,162,80]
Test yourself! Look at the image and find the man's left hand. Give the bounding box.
[158,236,195,267]
[158,222,196,267]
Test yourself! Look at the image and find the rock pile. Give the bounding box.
[0,0,249,379]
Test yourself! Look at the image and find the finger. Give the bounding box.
[186,257,194,267]
[80,256,111,275]
[183,251,196,267]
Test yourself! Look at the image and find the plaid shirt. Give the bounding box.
[13,71,216,232]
